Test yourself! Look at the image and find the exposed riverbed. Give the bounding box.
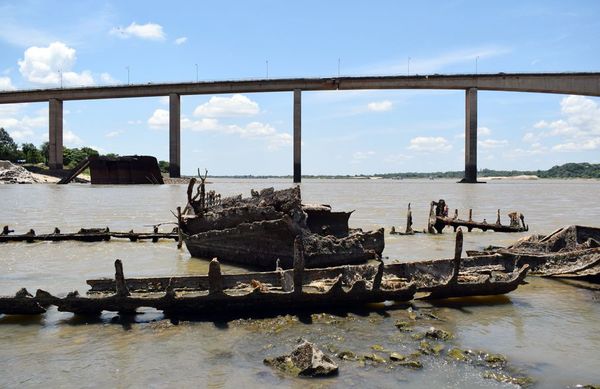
[1,179,599,387]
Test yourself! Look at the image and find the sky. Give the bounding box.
[0,0,599,176]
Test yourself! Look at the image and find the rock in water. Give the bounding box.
[264,339,339,377]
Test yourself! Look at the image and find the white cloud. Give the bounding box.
[182,117,220,132]
[193,94,260,117]
[100,73,119,84]
[367,100,392,112]
[235,121,276,138]
[1,105,47,144]
[105,131,121,138]
[505,143,548,158]
[552,138,600,152]
[408,136,452,152]
[525,95,600,152]
[9,128,35,142]
[159,96,170,105]
[148,102,288,151]
[266,133,292,151]
[148,109,169,129]
[478,139,508,149]
[522,132,541,143]
[174,37,187,45]
[64,130,83,146]
[478,126,492,136]
[0,76,15,90]
[18,42,95,86]
[110,22,165,41]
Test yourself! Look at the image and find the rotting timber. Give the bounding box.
[0,231,529,318]
[427,200,528,234]
[87,230,528,301]
[465,225,600,281]
[0,226,178,243]
[178,173,384,269]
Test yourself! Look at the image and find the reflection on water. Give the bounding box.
[1,179,600,387]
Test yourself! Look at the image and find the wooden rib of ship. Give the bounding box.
[0,230,529,318]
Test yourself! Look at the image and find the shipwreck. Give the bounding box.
[465,225,600,281]
[177,175,384,269]
[0,230,528,318]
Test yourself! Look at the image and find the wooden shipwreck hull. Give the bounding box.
[465,225,600,279]
[0,232,529,318]
[179,182,384,269]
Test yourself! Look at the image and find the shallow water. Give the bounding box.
[1,179,599,388]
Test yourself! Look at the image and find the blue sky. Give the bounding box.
[0,0,599,175]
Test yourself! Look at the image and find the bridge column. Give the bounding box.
[461,87,478,183]
[48,99,63,170]
[293,89,301,183]
[169,93,181,178]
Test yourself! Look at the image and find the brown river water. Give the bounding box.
[1,178,599,388]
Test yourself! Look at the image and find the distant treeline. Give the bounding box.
[211,163,600,179]
[370,163,600,179]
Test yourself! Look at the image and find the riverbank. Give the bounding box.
[0,161,91,184]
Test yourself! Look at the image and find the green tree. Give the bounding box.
[21,143,43,164]
[63,146,100,167]
[158,160,169,173]
[0,127,20,162]
[40,142,49,165]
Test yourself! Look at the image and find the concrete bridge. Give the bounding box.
[1,72,599,182]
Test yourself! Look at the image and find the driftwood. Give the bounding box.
[0,226,178,243]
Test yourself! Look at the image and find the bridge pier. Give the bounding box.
[169,93,181,178]
[293,89,301,183]
[48,99,63,170]
[460,87,478,183]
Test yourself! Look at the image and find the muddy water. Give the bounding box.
[1,179,599,388]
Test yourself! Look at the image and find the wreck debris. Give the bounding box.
[86,232,527,301]
[0,229,532,320]
[465,225,600,280]
[179,183,384,269]
[0,226,178,243]
[427,200,528,234]
[57,155,164,185]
